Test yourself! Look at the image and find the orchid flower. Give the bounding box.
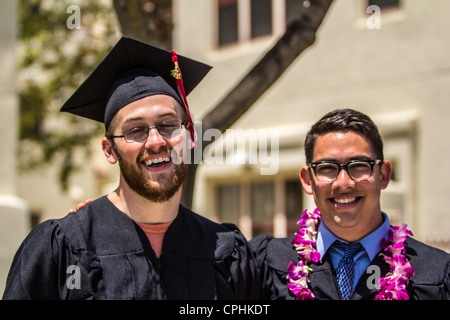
[288,208,414,300]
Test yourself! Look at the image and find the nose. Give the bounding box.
[332,167,355,191]
[144,127,167,149]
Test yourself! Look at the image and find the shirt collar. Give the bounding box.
[316,212,391,261]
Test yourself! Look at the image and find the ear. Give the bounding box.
[380,160,392,190]
[299,166,314,195]
[102,137,118,164]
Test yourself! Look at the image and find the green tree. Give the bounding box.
[18,0,119,190]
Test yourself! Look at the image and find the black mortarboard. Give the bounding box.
[60,36,212,145]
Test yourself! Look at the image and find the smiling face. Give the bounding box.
[299,131,391,242]
[102,94,189,203]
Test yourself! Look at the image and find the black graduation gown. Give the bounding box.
[249,234,450,300]
[3,196,260,300]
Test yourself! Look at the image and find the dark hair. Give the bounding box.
[304,109,384,164]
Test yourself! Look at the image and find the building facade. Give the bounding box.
[172,0,450,249]
[3,1,449,294]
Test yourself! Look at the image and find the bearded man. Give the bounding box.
[3,37,259,300]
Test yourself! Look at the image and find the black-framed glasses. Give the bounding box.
[310,159,383,183]
[108,120,187,143]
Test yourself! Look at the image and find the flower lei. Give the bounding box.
[287,208,415,300]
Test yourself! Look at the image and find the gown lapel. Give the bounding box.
[309,251,391,300]
[352,254,390,300]
[309,254,341,299]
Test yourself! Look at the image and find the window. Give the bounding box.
[285,0,302,27]
[285,179,303,236]
[251,0,272,39]
[30,210,41,229]
[217,183,240,224]
[368,0,400,10]
[389,159,398,181]
[217,0,276,47]
[358,0,402,29]
[251,181,274,236]
[215,176,304,238]
[218,0,238,46]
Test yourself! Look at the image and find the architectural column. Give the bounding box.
[0,0,30,294]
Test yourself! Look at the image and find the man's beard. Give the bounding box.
[114,145,188,203]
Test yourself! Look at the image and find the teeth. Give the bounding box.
[144,157,170,166]
[334,197,356,204]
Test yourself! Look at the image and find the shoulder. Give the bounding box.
[179,205,235,231]
[40,196,109,250]
[178,205,242,237]
[249,234,292,253]
[400,237,450,299]
[406,237,449,259]
[60,195,112,225]
[173,206,250,259]
[15,219,64,254]
[406,237,450,285]
[249,235,297,300]
[249,234,296,272]
[12,197,110,254]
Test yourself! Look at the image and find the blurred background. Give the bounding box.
[1,0,449,293]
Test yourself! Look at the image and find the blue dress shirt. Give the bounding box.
[316,212,391,290]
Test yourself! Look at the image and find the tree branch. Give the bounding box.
[181,0,334,208]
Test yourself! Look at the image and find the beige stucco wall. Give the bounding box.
[0,0,30,294]
[173,0,450,246]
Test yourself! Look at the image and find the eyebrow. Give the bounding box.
[313,155,374,163]
[122,117,145,125]
[122,112,179,125]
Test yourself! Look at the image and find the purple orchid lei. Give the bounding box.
[287,208,321,300]
[376,224,415,300]
[287,208,415,300]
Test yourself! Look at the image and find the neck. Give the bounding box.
[323,212,384,243]
[108,184,181,224]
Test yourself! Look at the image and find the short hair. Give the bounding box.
[304,109,384,164]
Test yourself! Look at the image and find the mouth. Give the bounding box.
[330,196,362,207]
[141,154,172,172]
[143,156,171,167]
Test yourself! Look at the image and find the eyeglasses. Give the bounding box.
[310,159,383,183]
[108,120,187,143]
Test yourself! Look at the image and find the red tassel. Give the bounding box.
[171,50,197,147]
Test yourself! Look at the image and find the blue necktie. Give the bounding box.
[334,241,363,300]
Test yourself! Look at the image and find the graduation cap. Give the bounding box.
[60,36,212,146]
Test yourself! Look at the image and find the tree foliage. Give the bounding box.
[18,0,119,189]
[112,0,172,48]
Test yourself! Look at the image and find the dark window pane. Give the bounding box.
[251,0,272,38]
[285,179,302,221]
[285,179,303,236]
[217,183,240,224]
[251,181,274,236]
[218,0,238,46]
[368,0,400,9]
[285,0,302,27]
